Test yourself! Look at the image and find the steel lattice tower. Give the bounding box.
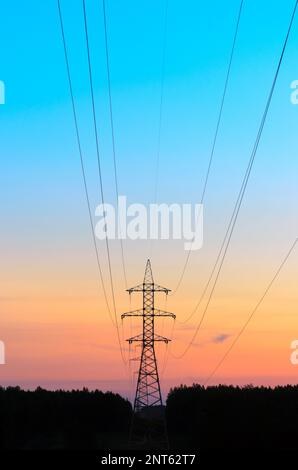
[121,259,176,448]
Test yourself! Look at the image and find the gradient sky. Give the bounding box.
[0,0,298,400]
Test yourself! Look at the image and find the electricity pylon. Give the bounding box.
[121,259,176,449]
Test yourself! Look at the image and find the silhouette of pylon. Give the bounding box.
[121,260,176,449]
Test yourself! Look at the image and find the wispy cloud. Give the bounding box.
[191,333,232,349]
[212,333,231,344]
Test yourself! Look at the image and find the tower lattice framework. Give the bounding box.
[121,259,176,447]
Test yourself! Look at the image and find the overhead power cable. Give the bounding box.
[102,0,128,289]
[149,0,169,261]
[58,0,127,366]
[203,237,298,386]
[82,0,127,365]
[153,0,169,206]
[57,0,113,323]
[170,0,298,358]
[171,0,244,294]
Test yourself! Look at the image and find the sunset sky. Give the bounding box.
[0,0,298,401]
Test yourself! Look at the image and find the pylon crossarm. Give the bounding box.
[126,333,143,343]
[122,309,175,319]
[127,283,145,293]
[152,283,171,293]
[153,309,176,319]
[126,333,170,344]
[121,309,144,319]
[153,334,171,343]
[127,283,171,294]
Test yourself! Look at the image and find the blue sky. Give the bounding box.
[0,0,298,391]
[1,0,297,272]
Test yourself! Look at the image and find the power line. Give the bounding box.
[82,0,127,365]
[150,0,169,261]
[153,0,169,206]
[171,0,244,294]
[102,0,128,289]
[203,237,298,386]
[160,317,175,379]
[170,0,298,358]
[58,0,127,367]
[57,0,113,324]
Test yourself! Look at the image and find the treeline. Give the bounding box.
[2,384,298,449]
[0,386,132,449]
[166,384,298,449]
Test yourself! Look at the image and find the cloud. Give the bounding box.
[190,341,206,349]
[190,333,232,349]
[212,334,231,344]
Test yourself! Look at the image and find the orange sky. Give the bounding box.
[1,239,297,400]
[1,0,298,402]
